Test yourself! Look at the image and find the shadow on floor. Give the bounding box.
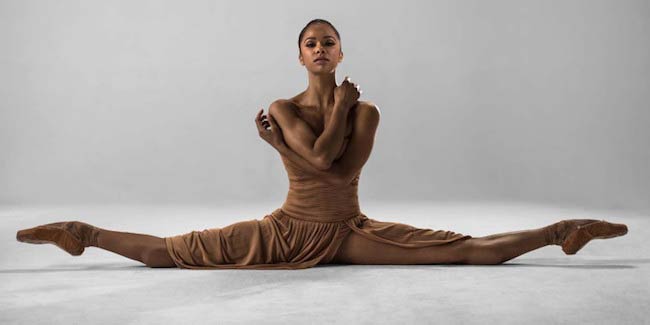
[2,258,649,273]
[0,263,151,273]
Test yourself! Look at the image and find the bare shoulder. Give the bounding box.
[355,100,381,122]
[268,98,298,117]
[269,98,293,110]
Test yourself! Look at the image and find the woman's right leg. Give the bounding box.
[94,228,176,268]
[17,221,176,268]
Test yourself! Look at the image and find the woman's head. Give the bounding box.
[298,19,343,74]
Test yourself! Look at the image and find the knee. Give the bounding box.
[142,247,176,268]
[463,239,507,265]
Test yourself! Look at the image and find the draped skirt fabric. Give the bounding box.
[164,208,472,270]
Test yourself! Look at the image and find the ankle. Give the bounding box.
[90,227,103,247]
[542,222,561,246]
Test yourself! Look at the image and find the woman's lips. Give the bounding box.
[314,58,329,64]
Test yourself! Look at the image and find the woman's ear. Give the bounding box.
[339,51,344,63]
[299,54,304,66]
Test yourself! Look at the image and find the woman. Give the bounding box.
[16,19,628,269]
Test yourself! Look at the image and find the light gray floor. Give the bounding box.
[1,201,648,324]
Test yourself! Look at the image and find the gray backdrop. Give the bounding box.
[1,0,648,212]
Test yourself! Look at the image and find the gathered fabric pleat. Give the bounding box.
[164,154,472,270]
[343,216,472,248]
[164,208,361,270]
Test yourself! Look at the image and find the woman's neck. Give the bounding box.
[301,72,337,109]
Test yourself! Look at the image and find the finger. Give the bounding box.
[268,114,280,129]
[256,108,263,120]
[255,113,266,131]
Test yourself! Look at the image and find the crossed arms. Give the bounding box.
[258,99,380,185]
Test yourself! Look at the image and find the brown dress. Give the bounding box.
[164,153,472,270]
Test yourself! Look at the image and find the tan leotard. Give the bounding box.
[163,145,472,270]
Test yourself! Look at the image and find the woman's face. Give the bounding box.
[299,23,343,74]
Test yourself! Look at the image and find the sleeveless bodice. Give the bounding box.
[280,154,361,222]
[163,103,472,270]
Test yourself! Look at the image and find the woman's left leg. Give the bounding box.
[332,219,627,265]
[463,227,550,264]
[331,226,550,265]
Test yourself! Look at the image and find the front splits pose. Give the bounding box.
[16,19,628,269]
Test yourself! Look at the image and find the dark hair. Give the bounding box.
[298,19,341,50]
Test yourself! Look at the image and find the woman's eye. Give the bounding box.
[306,42,335,47]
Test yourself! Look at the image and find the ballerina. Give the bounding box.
[16,19,628,269]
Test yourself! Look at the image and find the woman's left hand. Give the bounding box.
[255,108,286,150]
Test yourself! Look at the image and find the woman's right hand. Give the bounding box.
[255,108,285,151]
[334,76,361,111]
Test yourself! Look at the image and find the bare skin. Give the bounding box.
[17,22,627,268]
[256,23,624,265]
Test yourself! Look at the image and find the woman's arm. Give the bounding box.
[269,100,351,171]
[276,142,340,184]
[323,102,381,185]
[255,109,338,184]
[269,77,361,170]
[256,102,380,186]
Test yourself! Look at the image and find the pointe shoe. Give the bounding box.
[548,219,628,255]
[16,221,100,256]
[560,220,628,255]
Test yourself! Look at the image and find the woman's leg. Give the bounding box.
[331,224,554,265]
[17,221,176,268]
[462,227,551,264]
[94,228,176,268]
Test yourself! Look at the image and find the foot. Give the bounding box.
[545,219,628,255]
[16,221,101,256]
